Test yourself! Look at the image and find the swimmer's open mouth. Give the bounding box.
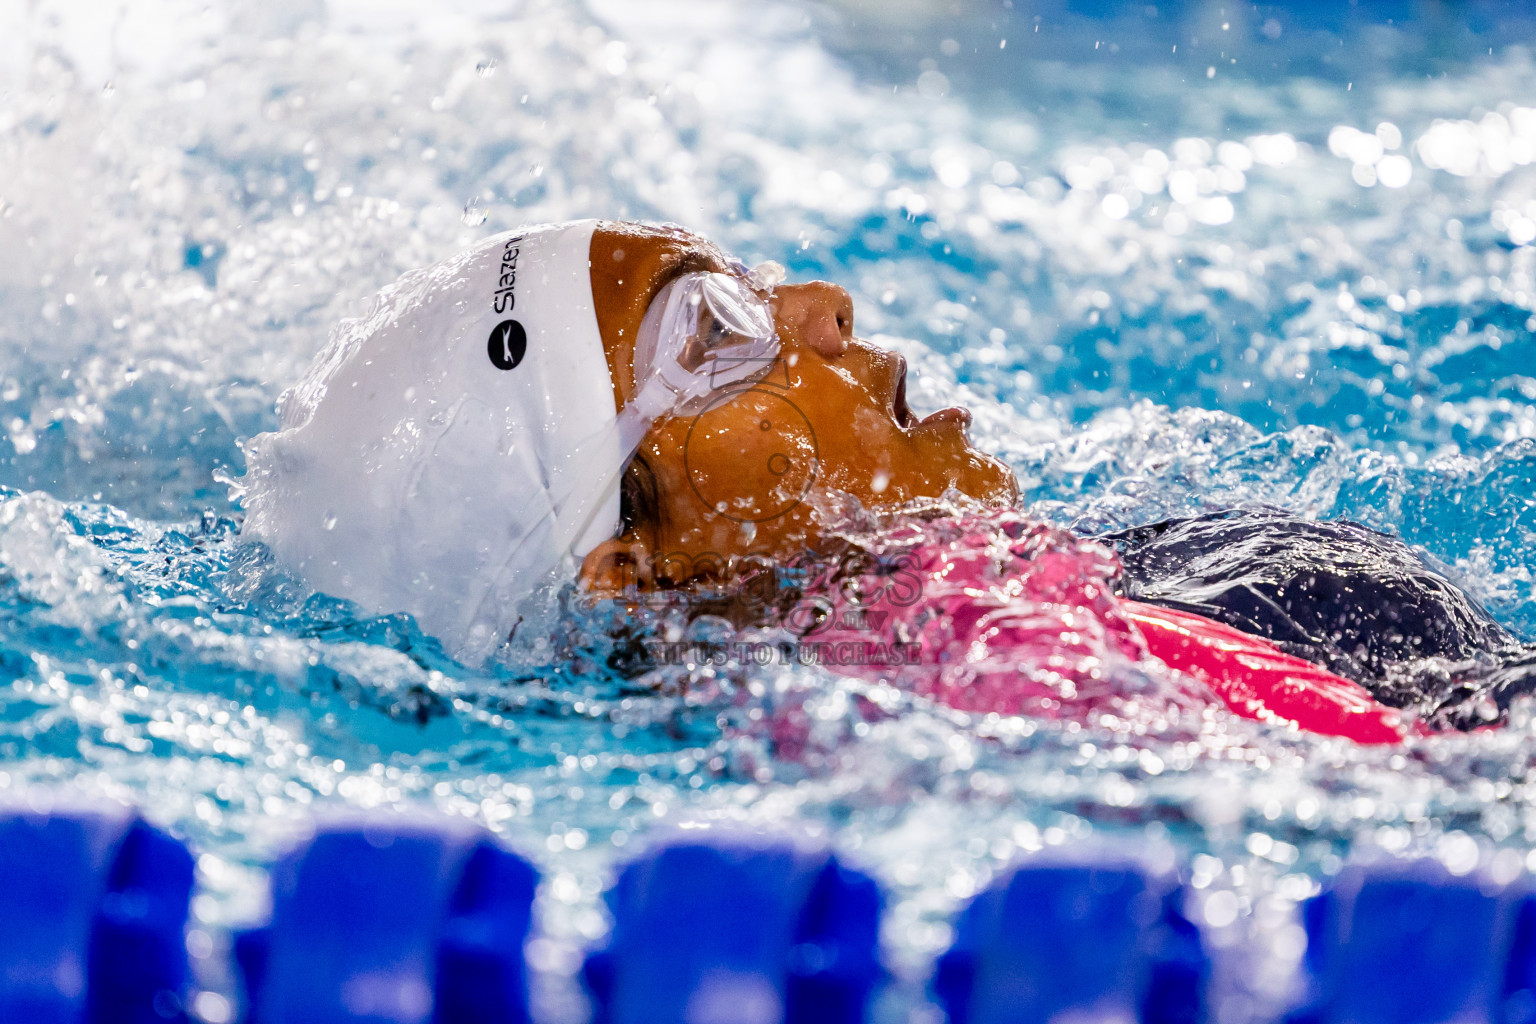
[892,356,916,427]
[893,354,974,434]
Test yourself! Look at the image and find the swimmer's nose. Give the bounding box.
[772,282,854,358]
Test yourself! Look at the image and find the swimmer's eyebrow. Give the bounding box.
[642,246,733,301]
[673,249,729,277]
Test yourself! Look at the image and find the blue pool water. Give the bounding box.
[6,0,1536,1019]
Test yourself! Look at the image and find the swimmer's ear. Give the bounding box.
[577,536,655,596]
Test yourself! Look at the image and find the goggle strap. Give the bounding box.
[628,377,675,422]
[544,395,661,555]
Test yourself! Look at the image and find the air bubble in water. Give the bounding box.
[462,196,487,227]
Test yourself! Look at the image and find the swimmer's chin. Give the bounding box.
[978,467,1021,507]
[943,451,1021,509]
[909,405,972,432]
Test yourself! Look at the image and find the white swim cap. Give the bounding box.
[242,220,622,662]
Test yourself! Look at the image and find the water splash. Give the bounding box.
[4,1,1536,1020]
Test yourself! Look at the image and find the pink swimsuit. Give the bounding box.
[808,510,1410,744]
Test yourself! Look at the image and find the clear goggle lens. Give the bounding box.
[631,268,781,416]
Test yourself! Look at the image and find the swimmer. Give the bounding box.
[242,220,1532,740]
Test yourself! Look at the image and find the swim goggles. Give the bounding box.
[495,259,787,581]
[621,261,784,446]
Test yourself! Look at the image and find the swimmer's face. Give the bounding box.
[580,222,1017,589]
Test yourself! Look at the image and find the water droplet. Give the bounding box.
[916,69,949,99]
[462,196,487,227]
[748,261,785,290]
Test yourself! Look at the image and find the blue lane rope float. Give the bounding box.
[1286,859,1529,1024]
[581,837,885,1024]
[234,818,539,1024]
[932,854,1207,1024]
[16,800,1536,1024]
[0,804,195,1024]
[1507,893,1536,1024]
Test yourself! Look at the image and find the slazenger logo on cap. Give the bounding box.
[488,235,526,370]
[488,319,527,370]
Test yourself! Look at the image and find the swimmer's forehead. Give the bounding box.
[593,221,741,294]
[589,221,757,405]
